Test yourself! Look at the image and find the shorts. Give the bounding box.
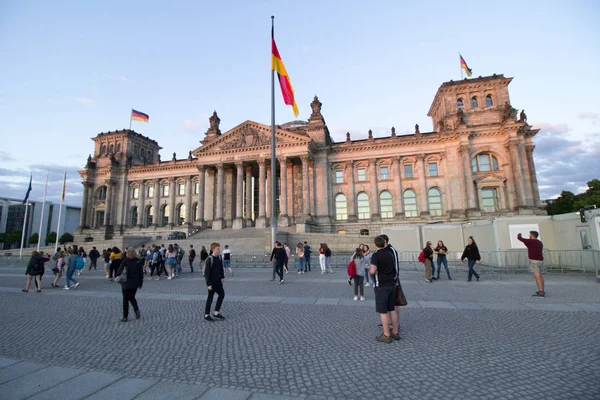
[224,260,231,269]
[529,259,543,273]
[374,285,396,314]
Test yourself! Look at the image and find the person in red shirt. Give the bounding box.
[517,231,545,297]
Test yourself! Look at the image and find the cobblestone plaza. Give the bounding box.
[0,265,599,399]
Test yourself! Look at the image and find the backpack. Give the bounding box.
[417,251,425,263]
[75,256,85,270]
[347,259,357,278]
[139,248,147,258]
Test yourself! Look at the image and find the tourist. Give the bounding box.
[174,244,184,276]
[109,247,123,282]
[369,236,400,343]
[434,240,451,280]
[103,248,111,279]
[303,241,312,272]
[318,243,327,274]
[270,241,287,284]
[351,248,365,301]
[159,244,167,276]
[188,244,196,273]
[116,248,144,322]
[165,244,177,279]
[324,243,333,273]
[138,245,148,274]
[380,234,406,334]
[77,246,87,275]
[363,244,375,287]
[200,245,209,276]
[23,251,46,293]
[151,246,161,280]
[204,242,226,322]
[51,250,65,288]
[296,243,305,274]
[283,243,291,274]
[222,245,233,276]
[146,247,153,277]
[460,236,481,282]
[518,231,545,297]
[423,241,434,283]
[64,249,80,290]
[88,246,100,271]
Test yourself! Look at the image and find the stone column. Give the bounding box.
[86,186,94,227]
[460,145,477,210]
[80,183,89,228]
[233,162,245,229]
[245,165,253,225]
[137,180,145,227]
[184,176,192,226]
[347,161,357,221]
[524,144,538,207]
[278,157,290,226]
[417,154,429,216]
[369,159,380,220]
[256,159,267,228]
[168,178,176,227]
[393,157,404,218]
[213,163,225,230]
[498,184,507,211]
[196,165,205,226]
[507,141,525,208]
[104,180,113,226]
[152,180,160,226]
[301,156,311,218]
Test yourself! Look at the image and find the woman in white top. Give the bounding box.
[362,244,374,287]
[296,243,305,274]
[165,244,178,279]
[52,251,65,288]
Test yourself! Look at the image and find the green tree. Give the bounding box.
[0,233,7,244]
[546,180,600,215]
[545,191,575,215]
[8,230,22,244]
[45,231,57,246]
[59,232,74,245]
[28,232,39,245]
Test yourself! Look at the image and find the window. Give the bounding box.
[471,153,500,172]
[357,168,366,182]
[457,98,464,109]
[161,184,169,197]
[109,144,114,153]
[130,207,138,227]
[379,191,393,219]
[403,190,417,217]
[379,166,389,180]
[147,150,152,161]
[481,188,498,212]
[404,165,413,179]
[428,163,438,177]
[194,182,199,194]
[101,145,106,155]
[132,187,139,199]
[160,205,169,226]
[147,186,154,198]
[486,95,493,107]
[335,170,344,184]
[140,148,144,157]
[146,206,153,226]
[193,203,198,221]
[471,97,478,108]
[357,192,370,219]
[177,204,186,226]
[335,193,348,220]
[97,186,107,201]
[178,183,185,195]
[428,188,443,216]
[116,143,121,152]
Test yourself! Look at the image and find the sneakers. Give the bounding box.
[360,296,366,301]
[74,282,80,289]
[365,282,370,287]
[532,291,546,298]
[63,286,70,290]
[376,334,392,343]
[167,276,173,280]
[353,296,358,301]
[425,279,431,283]
[204,315,215,322]
[105,275,109,279]
[348,278,352,286]
[279,279,285,284]
[321,271,325,275]
[154,277,159,281]
[213,313,225,320]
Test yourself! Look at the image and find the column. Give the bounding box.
[440,154,453,212]
[498,184,507,211]
[393,157,404,218]
[184,176,193,226]
[256,159,267,228]
[369,159,380,220]
[301,156,311,217]
[278,157,290,226]
[245,165,253,225]
[460,145,477,210]
[213,163,225,230]
[103,180,113,226]
[196,166,205,226]
[522,144,536,207]
[137,180,145,227]
[233,162,245,229]
[168,178,176,227]
[417,154,429,216]
[152,180,160,226]
[86,185,94,227]
[507,141,525,208]
[347,161,357,221]
[79,183,89,228]
[525,145,541,208]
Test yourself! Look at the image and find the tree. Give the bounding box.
[28,233,39,245]
[45,231,57,246]
[8,230,22,244]
[59,232,74,245]
[546,191,575,215]
[0,233,7,244]
[546,180,600,215]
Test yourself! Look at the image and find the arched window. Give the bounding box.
[379,191,393,219]
[109,144,114,153]
[160,205,169,226]
[428,188,443,216]
[471,96,478,108]
[403,190,417,217]
[177,204,186,226]
[130,206,138,227]
[486,95,493,107]
[457,98,464,110]
[147,150,152,161]
[116,143,121,153]
[357,192,370,220]
[140,148,144,157]
[97,186,107,201]
[335,194,348,221]
[471,153,500,172]
[101,145,106,155]
[146,206,153,226]
[192,203,198,222]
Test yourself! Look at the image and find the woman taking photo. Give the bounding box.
[434,240,451,280]
[204,242,226,322]
[23,251,47,293]
[116,248,144,322]
[461,236,481,282]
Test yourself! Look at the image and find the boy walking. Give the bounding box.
[518,231,545,297]
[222,245,233,276]
[369,236,400,343]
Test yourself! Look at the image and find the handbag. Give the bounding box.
[115,265,128,284]
[396,283,408,307]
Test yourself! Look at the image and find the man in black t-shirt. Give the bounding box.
[188,245,196,273]
[369,236,400,343]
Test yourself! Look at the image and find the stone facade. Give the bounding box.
[77,74,545,240]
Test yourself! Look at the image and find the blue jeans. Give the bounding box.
[304,256,311,271]
[66,267,78,287]
[437,256,450,279]
[365,268,375,284]
[297,257,305,272]
[468,259,480,281]
[224,260,231,269]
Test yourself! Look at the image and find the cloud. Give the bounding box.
[184,119,199,132]
[0,151,14,162]
[532,122,569,135]
[76,97,95,106]
[579,112,600,124]
[120,75,130,83]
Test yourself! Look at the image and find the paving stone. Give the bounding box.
[134,381,207,400]
[452,302,484,310]
[418,301,456,309]
[0,361,47,385]
[522,303,581,312]
[314,298,339,305]
[281,297,317,304]
[250,394,302,400]
[27,371,122,400]
[0,357,18,369]
[85,378,157,400]
[569,303,600,312]
[479,302,530,311]
[244,296,282,303]
[200,387,251,400]
[0,366,83,400]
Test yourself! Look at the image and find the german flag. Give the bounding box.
[271,35,299,117]
[131,109,149,122]
[460,54,473,77]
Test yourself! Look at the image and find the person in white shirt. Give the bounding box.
[222,245,233,276]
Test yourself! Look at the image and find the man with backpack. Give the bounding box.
[88,246,100,271]
[138,245,148,274]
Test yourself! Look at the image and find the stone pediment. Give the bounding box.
[194,121,311,155]
[475,173,506,185]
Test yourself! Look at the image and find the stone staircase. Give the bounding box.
[142,228,269,252]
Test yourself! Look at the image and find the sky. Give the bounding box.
[1,0,599,208]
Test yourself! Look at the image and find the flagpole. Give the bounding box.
[459,53,463,79]
[36,172,48,251]
[129,109,133,130]
[55,169,66,253]
[270,16,277,248]
[19,202,29,258]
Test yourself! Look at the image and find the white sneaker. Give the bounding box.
[321,271,325,275]
[105,275,109,278]
[360,296,366,301]
[74,282,80,289]
[154,277,159,281]
[148,277,153,281]
[365,282,370,287]
[63,286,70,290]
[353,296,358,301]
[167,276,172,280]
